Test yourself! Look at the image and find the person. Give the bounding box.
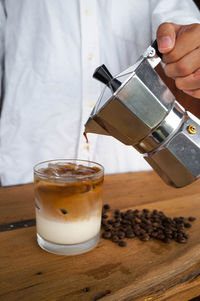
[0,0,200,186]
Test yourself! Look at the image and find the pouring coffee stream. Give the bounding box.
[84,40,200,188]
[83,132,89,144]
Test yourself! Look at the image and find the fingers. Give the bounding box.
[175,69,200,99]
[157,22,200,98]
[162,23,200,64]
[183,89,200,98]
[157,22,179,53]
[175,69,200,90]
[164,46,200,77]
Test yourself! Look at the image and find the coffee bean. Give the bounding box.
[126,231,135,238]
[107,219,114,224]
[125,215,133,221]
[140,234,150,241]
[103,204,110,210]
[102,231,112,239]
[140,222,146,229]
[60,208,68,215]
[173,232,178,239]
[114,209,120,215]
[104,225,112,231]
[164,228,172,234]
[157,234,165,240]
[146,227,153,234]
[114,222,121,227]
[188,217,196,222]
[115,217,121,223]
[101,219,107,226]
[118,231,125,239]
[102,214,108,219]
[112,235,119,243]
[163,237,170,243]
[135,217,141,224]
[118,241,126,247]
[177,237,187,243]
[139,229,146,235]
[184,223,191,228]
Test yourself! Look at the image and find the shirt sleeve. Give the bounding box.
[150,0,200,40]
[0,0,6,114]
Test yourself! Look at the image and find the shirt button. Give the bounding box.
[89,101,95,108]
[84,144,89,150]
[88,53,94,60]
[85,9,91,16]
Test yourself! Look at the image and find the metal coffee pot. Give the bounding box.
[84,41,200,188]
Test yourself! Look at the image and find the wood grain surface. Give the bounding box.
[0,171,200,301]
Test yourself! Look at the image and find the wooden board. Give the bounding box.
[0,171,200,301]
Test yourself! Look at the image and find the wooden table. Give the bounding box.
[1,171,200,301]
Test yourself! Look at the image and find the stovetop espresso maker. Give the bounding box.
[84,41,200,188]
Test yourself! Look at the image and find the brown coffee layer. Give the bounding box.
[34,164,103,222]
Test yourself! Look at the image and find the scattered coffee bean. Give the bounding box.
[112,235,119,243]
[60,208,68,215]
[101,205,195,247]
[107,219,113,225]
[102,231,112,239]
[101,219,107,226]
[114,209,120,215]
[118,231,125,239]
[118,241,126,247]
[103,204,110,210]
[183,233,189,239]
[163,237,170,243]
[126,231,135,238]
[104,224,112,231]
[140,234,150,241]
[114,222,121,227]
[188,217,196,222]
[177,236,187,243]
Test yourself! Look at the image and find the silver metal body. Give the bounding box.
[85,46,200,188]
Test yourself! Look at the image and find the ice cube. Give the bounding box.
[47,163,70,177]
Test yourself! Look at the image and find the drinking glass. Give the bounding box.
[34,159,104,255]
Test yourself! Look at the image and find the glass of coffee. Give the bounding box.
[34,159,104,255]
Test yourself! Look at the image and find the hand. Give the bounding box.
[157,22,200,98]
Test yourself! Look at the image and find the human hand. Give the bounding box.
[157,22,200,98]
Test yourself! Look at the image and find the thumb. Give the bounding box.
[157,22,179,54]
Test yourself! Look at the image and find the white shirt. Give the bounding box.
[0,0,199,186]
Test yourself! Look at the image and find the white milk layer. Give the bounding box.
[36,213,101,244]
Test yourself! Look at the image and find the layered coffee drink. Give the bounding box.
[34,159,104,255]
